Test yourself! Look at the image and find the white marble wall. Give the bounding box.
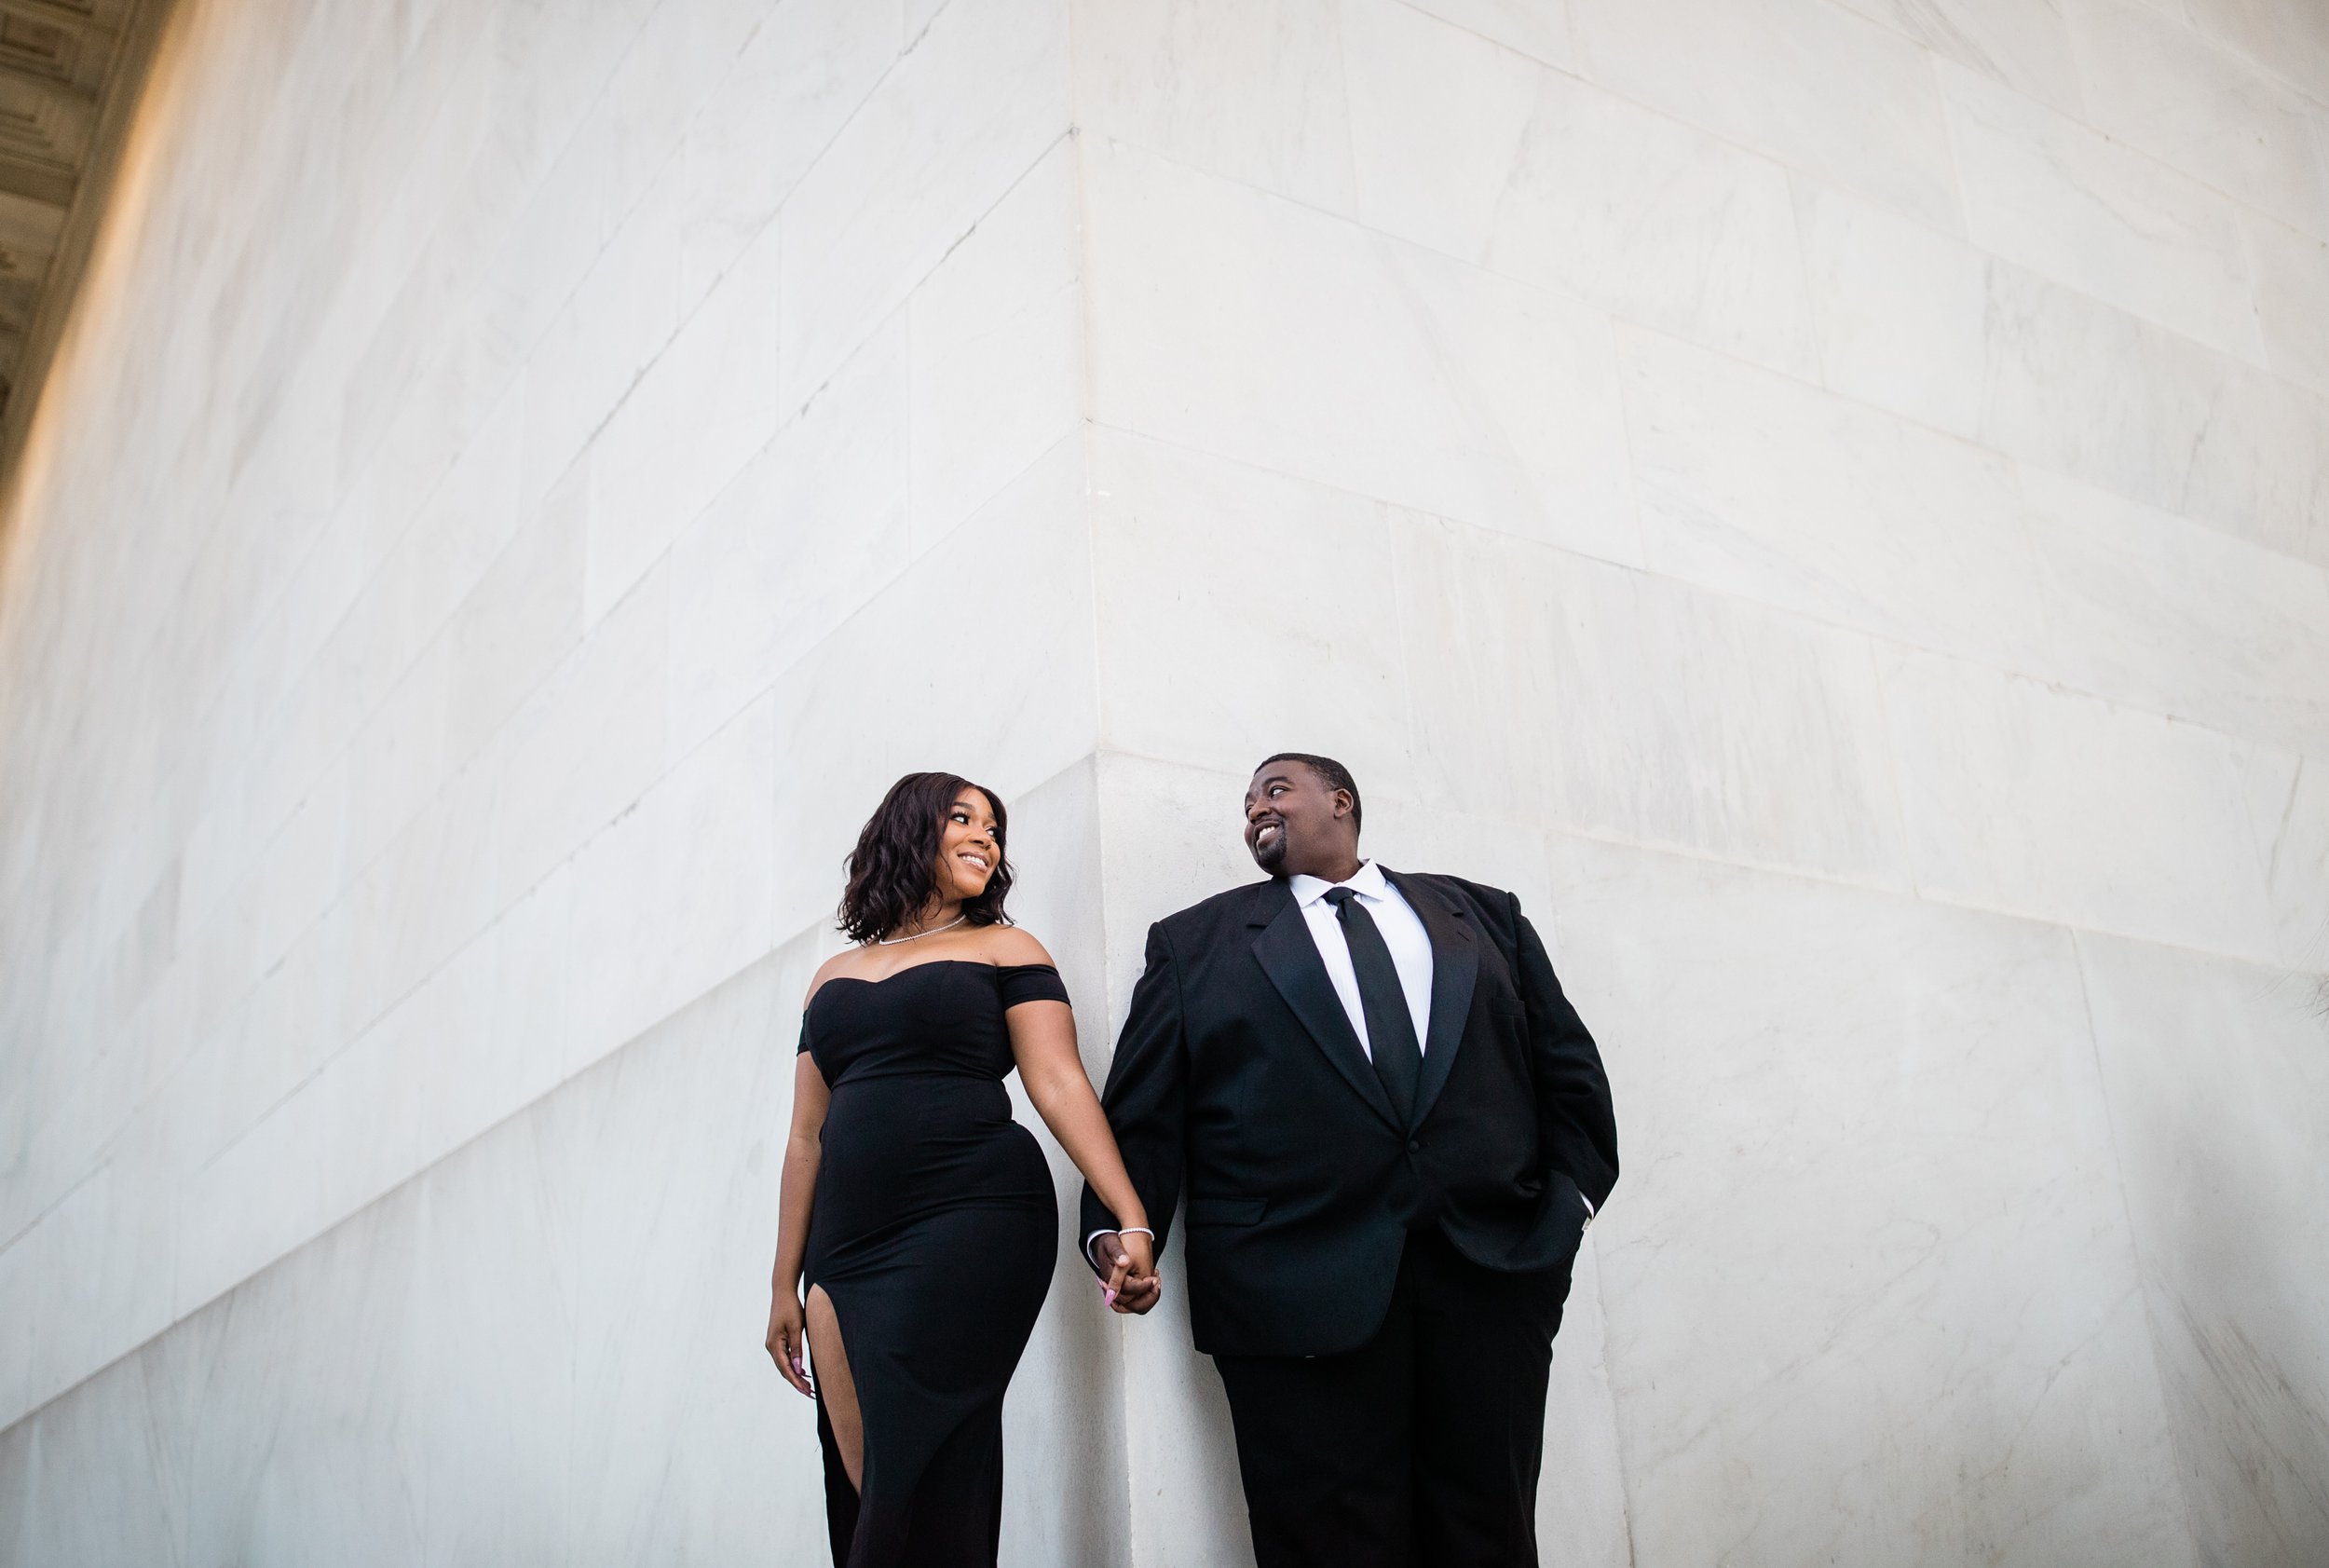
[0,0,1110,1562]
[1069,1,2329,1564]
[3,0,2327,1565]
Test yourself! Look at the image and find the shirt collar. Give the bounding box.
[1289,859,1391,908]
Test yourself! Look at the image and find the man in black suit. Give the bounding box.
[1084,753,1617,1568]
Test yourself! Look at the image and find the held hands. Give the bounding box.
[1092,1230,1163,1315]
[765,1289,814,1398]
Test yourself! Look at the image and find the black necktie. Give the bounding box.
[1324,887,1422,1124]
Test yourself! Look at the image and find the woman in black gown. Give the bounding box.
[764,771,1158,1567]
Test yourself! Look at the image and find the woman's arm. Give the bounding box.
[1074,922,1187,1313]
[766,1049,831,1398]
[1005,995,1159,1304]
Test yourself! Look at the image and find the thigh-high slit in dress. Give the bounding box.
[798,960,1064,1567]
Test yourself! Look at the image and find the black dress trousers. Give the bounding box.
[1211,1227,1575,1568]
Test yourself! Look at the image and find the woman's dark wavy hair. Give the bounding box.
[838,771,1015,943]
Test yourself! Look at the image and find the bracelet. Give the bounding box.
[1116,1226,1155,1240]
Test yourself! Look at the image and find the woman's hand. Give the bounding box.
[1095,1230,1163,1315]
[766,1289,813,1398]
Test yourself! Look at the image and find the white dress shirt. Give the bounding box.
[1287,861,1434,1058]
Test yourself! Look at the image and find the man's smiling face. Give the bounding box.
[1243,760,1356,879]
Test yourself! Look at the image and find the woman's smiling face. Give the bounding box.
[933,788,1001,902]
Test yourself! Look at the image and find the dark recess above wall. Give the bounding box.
[0,0,172,489]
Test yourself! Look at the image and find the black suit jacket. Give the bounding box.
[1081,869,1617,1357]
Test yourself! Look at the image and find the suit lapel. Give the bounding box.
[1385,869,1478,1129]
[1247,880,1400,1131]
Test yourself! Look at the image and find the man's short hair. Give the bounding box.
[1256,752,1361,835]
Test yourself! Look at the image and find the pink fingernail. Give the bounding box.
[1104,1288,1118,1307]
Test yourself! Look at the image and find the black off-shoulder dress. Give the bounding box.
[797,959,1068,1567]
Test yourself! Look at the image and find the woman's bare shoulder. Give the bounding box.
[804,945,873,1005]
[976,925,1056,968]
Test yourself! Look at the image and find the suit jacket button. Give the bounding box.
[1407,1139,1421,1153]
